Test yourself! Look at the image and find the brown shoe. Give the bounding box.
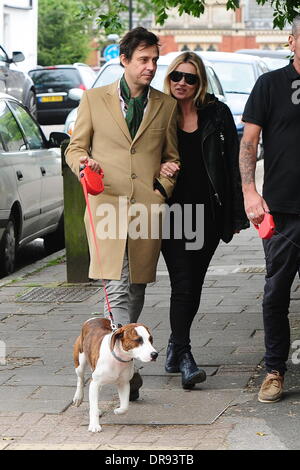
[258,371,284,403]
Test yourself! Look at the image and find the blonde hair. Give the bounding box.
[163,52,208,108]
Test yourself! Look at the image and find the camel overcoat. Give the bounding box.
[65,81,179,283]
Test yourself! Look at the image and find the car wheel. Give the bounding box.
[43,215,65,254]
[0,217,17,276]
[27,91,37,119]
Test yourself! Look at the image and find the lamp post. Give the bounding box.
[129,0,133,30]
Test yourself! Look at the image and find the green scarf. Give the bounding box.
[120,75,149,139]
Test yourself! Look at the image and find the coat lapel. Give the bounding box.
[132,87,162,144]
[103,81,132,143]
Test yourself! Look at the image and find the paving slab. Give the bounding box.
[100,389,241,425]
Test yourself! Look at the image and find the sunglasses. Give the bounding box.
[169,70,199,85]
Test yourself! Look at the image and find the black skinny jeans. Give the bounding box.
[162,213,220,356]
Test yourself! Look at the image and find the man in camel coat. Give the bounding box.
[66,27,179,400]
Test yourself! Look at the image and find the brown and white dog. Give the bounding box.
[73,317,158,432]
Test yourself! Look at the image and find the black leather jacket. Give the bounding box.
[198,94,249,242]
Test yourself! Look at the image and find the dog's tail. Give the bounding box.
[73,335,83,369]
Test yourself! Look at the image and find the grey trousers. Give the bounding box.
[103,249,146,326]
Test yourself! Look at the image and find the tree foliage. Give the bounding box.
[77,0,154,36]
[81,0,300,35]
[38,0,94,66]
[152,0,300,29]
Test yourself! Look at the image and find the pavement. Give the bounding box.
[0,161,300,451]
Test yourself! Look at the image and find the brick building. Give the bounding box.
[152,0,290,55]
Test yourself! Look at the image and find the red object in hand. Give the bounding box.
[80,165,104,195]
[254,213,275,239]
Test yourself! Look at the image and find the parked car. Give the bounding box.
[0,44,37,118]
[28,63,96,125]
[0,92,69,276]
[64,54,227,136]
[195,52,268,137]
[235,49,291,71]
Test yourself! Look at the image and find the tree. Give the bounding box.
[83,0,300,35]
[152,0,300,30]
[77,0,154,36]
[38,0,94,66]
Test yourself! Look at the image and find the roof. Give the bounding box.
[0,92,20,101]
[193,51,264,63]
[101,54,213,68]
[235,49,291,59]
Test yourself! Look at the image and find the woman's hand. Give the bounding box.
[160,162,180,178]
[79,156,101,173]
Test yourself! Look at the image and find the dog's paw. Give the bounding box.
[73,396,83,407]
[114,407,128,415]
[88,423,102,433]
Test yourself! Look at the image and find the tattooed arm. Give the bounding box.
[239,122,269,225]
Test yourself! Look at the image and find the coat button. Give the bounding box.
[130,198,136,204]
[131,173,137,179]
[131,148,136,154]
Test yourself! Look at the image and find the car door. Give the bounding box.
[9,101,63,233]
[0,99,42,241]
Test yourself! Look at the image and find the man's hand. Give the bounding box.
[160,162,180,178]
[79,156,101,173]
[244,189,269,225]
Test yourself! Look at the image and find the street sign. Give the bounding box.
[103,44,120,61]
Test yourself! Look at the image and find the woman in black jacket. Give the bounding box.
[160,52,249,389]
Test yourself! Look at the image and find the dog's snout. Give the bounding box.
[151,351,158,361]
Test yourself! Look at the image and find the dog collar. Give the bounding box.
[111,349,133,363]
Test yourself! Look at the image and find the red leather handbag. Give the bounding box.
[254,213,275,239]
[80,165,104,195]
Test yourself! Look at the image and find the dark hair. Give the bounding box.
[119,27,160,66]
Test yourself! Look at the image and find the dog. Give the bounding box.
[73,317,158,432]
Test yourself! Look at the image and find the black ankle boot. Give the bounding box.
[165,341,180,373]
[129,371,143,401]
[178,352,206,389]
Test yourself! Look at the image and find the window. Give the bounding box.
[29,68,82,92]
[0,101,26,152]
[94,64,123,88]
[206,66,223,96]
[0,45,8,64]
[9,102,44,150]
[211,61,255,94]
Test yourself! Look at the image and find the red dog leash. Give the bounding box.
[253,213,300,249]
[79,164,117,330]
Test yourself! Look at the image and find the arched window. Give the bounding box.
[194,44,203,51]
[207,44,216,51]
[181,45,189,51]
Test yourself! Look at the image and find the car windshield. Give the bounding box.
[93,63,167,91]
[29,68,82,92]
[210,61,255,94]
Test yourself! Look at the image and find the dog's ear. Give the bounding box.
[110,327,124,351]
